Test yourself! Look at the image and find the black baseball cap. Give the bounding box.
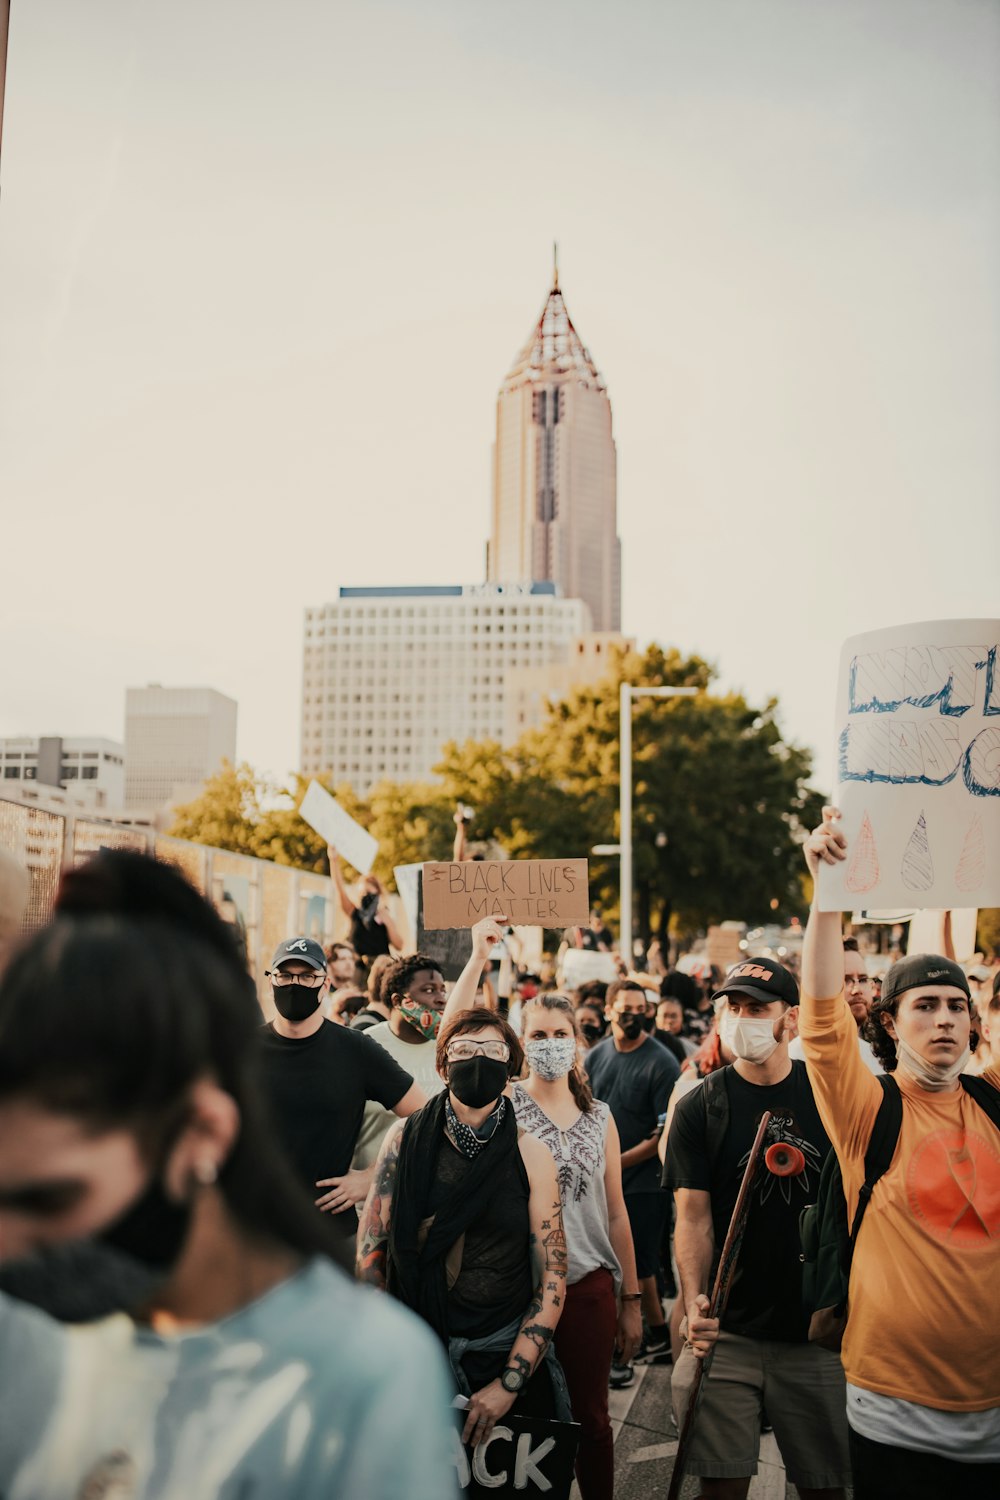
[881,954,970,1006]
[270,937,327,973]
[713,959,800,1008]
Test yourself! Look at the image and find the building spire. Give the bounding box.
[553,240,559,290]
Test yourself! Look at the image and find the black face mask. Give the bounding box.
[617,1015,644,1041]
[581,1022,605,1043]
[448,1056,509,1109]
[273,983,321,1023]
[641,1014,656,1034]
[0,1168,193,1324]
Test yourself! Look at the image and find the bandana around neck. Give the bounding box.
[445,1094,507,1158]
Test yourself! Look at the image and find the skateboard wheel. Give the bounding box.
[765,1142,806,1177]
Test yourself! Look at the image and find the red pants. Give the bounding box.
[553,1267,618,1500]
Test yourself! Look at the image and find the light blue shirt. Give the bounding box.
[0,1258,458,1499]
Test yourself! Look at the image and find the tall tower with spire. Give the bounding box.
[486,251,621,632]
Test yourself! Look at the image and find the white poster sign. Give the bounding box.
[817,619,1000,912]
[560,948,619,989]
[299,780,378,876]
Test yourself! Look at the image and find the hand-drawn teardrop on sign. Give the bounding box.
[901,811,934,891]
[955,812,985,893]
[845,811,880,893]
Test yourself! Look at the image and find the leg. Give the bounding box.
[670,1333,763,1493]
[760,1342,850,1497]
[849,1426,1000,1500]
[553,1270,617,1500]
[624,1191,670,1351]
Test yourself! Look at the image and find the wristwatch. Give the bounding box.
[500,1366,526,1394]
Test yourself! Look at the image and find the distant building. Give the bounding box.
[503,631,635,742]
[124,685,237,813]
[487,261,622,632]
[0,735,125,811]
[301,583,590,790]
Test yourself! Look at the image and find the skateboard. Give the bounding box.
[666,1110,774,1500]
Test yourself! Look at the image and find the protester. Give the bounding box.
[326,938,358,989]
[442,923,642,1499]
[0,850,456,1499]
[584,977,679,1374]
[789,936,881,1074]
[665,957,850,1500]
[801,807,1000,1500]
[576,998,608,1050]
[663,967,712,1040]
[655,996,698,1066]
[328,844,402,966]
[350,951,394,1031]
[258,936,425,1243]
[352,953,448,1171]
[356,1008,570,1450]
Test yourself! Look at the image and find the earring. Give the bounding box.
[193,1158,218,1186]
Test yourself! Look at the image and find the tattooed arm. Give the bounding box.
[460,1133,567,1445]
[355,1119,404,1290]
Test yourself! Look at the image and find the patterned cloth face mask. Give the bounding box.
[524,1037,578,1081]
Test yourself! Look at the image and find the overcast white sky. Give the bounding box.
[1,0,998,795]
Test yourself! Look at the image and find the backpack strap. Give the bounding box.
[845,1074,902,1263]
[959,1074,1000,1133]
[701,1066,730,1170]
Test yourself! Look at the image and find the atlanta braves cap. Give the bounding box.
[713,958,800,1008]
[271,937,327,973]
[881,953,970,1006]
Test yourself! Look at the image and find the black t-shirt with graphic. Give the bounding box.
[259,1020,413,1234]
[665,1061,831,1342]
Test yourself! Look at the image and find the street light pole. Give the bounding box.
[619,683,698,961]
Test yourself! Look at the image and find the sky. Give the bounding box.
[1,0,998,796]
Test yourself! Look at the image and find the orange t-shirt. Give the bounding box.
[799,990,1000,1411]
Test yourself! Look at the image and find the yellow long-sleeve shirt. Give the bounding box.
[799,989,1000,1411]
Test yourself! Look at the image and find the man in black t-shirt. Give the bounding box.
[259,937,426,1240]
[663,960,850,1499]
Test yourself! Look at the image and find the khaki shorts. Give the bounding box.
[671,1330,851,1488]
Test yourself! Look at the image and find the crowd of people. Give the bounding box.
[0,813,997,1499]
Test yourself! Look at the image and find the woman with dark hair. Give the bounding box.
[356,1006,569,1450]
[328,844,402,965]
[440,923,641,1500]
[0,850,455,1500]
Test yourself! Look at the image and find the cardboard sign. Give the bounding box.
[299,780,378,876]
[422,860,589,929]
[817,619,1000,913]
[453,1413,580,1500]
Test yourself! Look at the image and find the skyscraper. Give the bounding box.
[487,256,622,631]
[124,686,237,813]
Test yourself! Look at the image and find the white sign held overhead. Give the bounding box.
[817,619,1000,913]
[299,781,378,876]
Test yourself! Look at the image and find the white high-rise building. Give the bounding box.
[0,736,125,811]
[124,686,237,813]
[487,262,622,631]
[301,584,590,790]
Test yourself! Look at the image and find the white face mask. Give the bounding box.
[524,1037,577,1081]
[894,1035,971,1092]
[718,1010,781,1065]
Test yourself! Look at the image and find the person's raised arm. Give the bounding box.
[452,807,470,863]
[356,1120,404,1290]
[440,916,508,1026]
[801,805,848,1001]
[461,1133,567,1445]
[603,1115,642,1365]
[328,845,358,919]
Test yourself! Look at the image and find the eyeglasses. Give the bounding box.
[266,970,325,988]
[446,1039,511,1062]
[845,974,872,988]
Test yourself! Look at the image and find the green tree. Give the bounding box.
[168,761,264,857]
[437,643,823,946]
[976,909,1000,960]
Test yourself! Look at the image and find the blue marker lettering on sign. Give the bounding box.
[848,645,996,718]
[964,727,1000,798]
